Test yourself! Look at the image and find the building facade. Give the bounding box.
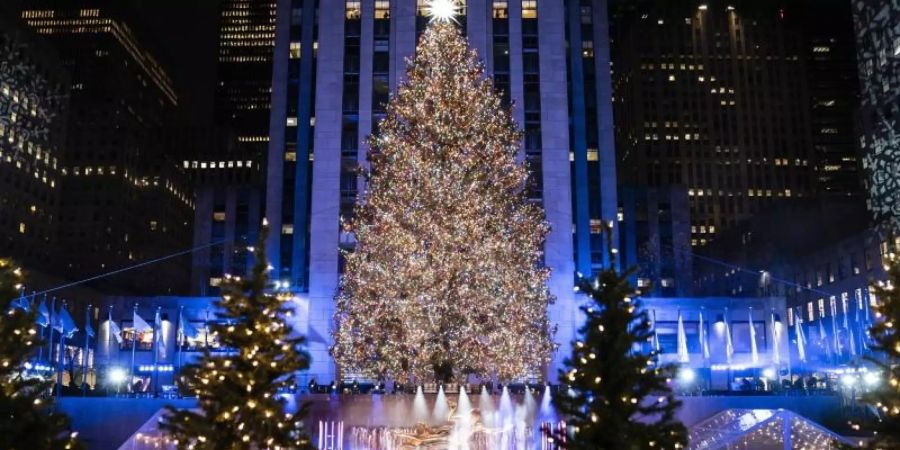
[853,0,899,230]
[264,0,619,382]
[0,7,69,270]
[610,0,867,247]
[21,4,194,295]
[619,185,693,296]
[189,0,277,294]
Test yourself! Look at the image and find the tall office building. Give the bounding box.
[803,0,863,199]
[264,0,618,382]
[610,0,864,247]
[189,0,277,295]
[853,0,899,230]
[21,4,194,294]
[0,5,69,270]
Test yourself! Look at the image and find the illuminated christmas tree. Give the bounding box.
[0,259,83,450]
[860,247,900,448]
[331,19,555,383]
[552,226,686,449]
[162,225,313,449]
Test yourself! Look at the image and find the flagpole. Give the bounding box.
[107,306,113,364]
[153,306,161,397]
[82,303,91,396]
[56,300,67,401]
[177,306,184,376]
[39,293,47,362]
[48,296,56,365]
[130,303,138,395]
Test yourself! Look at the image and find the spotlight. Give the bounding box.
[841,374,857,388]
[678,367,696,384]
[108,367,127,384]
[864,372,880,387]
[761,368,776,379]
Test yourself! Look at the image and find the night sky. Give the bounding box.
[129,0,219,126]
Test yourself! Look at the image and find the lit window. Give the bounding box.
[345,1,361,19]
[586,149,598,161]
[282,224,294,235]
[375,1,390,19]
[522,1,537,19]
[289,42,301,59]
[209,277,222,287]
[285,152,297,162]
[18,223,25,234]
[493,1,508,18]
[286,117,298,127]
[213,212,226,222]
[149,220,158,231]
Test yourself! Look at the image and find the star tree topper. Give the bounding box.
[425,0,462,23]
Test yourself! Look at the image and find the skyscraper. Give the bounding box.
[188,0,277,295]
[214,0,277,160]
[21,4,194,294]
[610,0,862,247]
[264,0,619,382]
[0,5,69,270]
[852,0,899,230]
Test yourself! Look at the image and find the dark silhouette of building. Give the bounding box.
[610,0,864,247]
[619,185,693,296]
[188,0,275,295]
[21,3,193,295]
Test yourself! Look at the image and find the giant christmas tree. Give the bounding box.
[331,17,555,383]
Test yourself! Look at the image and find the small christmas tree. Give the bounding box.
[0,259,83,450]
[552,225,686,449]
[332,20,554,383]
[162,224,313,449]
[860,247,900,448]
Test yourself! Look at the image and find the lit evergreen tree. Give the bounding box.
[860,248,900,449]
[0,259,83,450]
[162,225,313,449]
[331,19,554,383]
[552,226,687,449]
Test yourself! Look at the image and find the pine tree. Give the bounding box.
[860,247,900,448]
[162,225,313,449]
[0,259,83,450]
[552,226,686,450]
[331,21,555,384]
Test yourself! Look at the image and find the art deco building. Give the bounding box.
[21,4,194,294]
[188,0,276,295]
[263,0,619,382]
[853,0,899,230]
[0,5,69,269]
[610,0,863,247]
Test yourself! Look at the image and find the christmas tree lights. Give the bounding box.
[331,22,555,383]
[161,225,313,449]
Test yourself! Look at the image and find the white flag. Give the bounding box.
[724,309,734,365]
[770,310,781,365]
[699,310,710,360]
[795,309,807,363]
[749,308,759,364]
[676,309,689,363]
[108,314,123,344]
[133,311,152,333]
[154,309,166,358]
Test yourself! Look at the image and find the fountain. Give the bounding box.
[343,386,547,450]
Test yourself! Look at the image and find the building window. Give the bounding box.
[289,42,301,59]
[375,1,390,19]
[522,0,537,18]
[213,212,226,222]
[492,1,508,18]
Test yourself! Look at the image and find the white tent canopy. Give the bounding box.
[688,409,855,450]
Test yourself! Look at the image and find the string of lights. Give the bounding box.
[26,239,229,298]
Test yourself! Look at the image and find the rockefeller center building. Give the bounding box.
[263,0,620,382]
